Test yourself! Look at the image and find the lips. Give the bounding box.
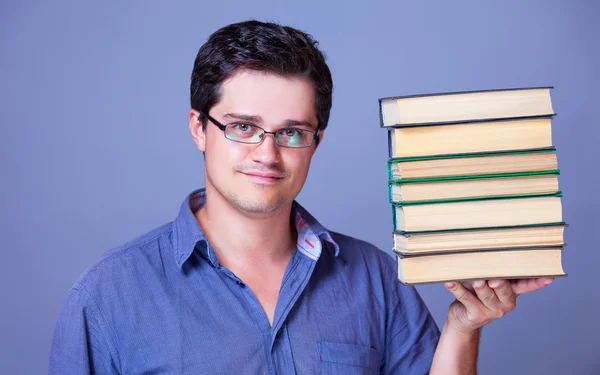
[241,171,285,185]
[245,171,284,178]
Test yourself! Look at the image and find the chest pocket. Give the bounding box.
[318,341,381,375]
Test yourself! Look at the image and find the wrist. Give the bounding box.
[444,316,482,340]
[430,317,481,375]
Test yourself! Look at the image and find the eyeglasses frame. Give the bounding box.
[197,111,320,148]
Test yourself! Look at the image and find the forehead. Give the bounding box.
[214,70,318,126]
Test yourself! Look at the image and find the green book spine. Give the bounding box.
[395,222,568,236]
[388,147,556,164]
[389,170,559,185]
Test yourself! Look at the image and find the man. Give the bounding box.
[49,20,553,374]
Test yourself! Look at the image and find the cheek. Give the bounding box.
[287,154,313,181]
[204,140,230,183]
[206,135,247,169]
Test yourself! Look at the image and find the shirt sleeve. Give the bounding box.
[49,285,119,375]
[381,256,441,374]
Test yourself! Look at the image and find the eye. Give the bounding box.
[284,129,298,137]
[235,123,254,132]
[226,123,259,140]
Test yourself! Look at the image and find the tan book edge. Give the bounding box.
[390,118,552,158]
[397,248,566,285]
[395,196,563,232]
[393,225,566,253]
[381,87,553,126]
[391,174,559,202]
[390,151,558,179]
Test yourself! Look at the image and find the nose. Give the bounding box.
[250,132,281,165]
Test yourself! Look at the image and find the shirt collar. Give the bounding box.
[171,189,209,268]
[172,188,340,268]
[291,200,339,260]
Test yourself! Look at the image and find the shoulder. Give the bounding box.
[324,230,428,304]
[322,230,404,297]
[72,221,174,297]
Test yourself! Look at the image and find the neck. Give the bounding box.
[196,188,297,268]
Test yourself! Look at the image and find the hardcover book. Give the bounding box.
[393,223,567,255]
[393,193,563,232]
[389,171,560,203]
[396,247,566,285]
[388,148,558,180]
[379,86,554,128]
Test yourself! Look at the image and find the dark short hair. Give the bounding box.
[190,20,333,133]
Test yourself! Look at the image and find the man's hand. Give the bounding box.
[429,277,554,374]
[444,277,555,334]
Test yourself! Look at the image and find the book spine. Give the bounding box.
[387,130,393,159]
[378,98,385,128]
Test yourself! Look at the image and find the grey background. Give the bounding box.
[1,1,598,374]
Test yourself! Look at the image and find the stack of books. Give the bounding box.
[378,87,568,284]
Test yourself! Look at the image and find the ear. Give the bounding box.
[189,109,206,152]
[315,129,325,149]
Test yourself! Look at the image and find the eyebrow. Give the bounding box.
[223,113,262,123]
[223,112,317,130]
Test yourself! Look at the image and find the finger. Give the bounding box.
[511,277,554,295]
[472,280,502,311]
[445,282,482,311]
[461,280,475,291]
[488,279,516,307]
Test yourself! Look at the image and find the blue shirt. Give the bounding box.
[49,189,440,374]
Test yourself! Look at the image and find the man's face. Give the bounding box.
[190,70,322,215]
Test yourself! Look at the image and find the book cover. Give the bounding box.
[379,86,555,128]
[379,86,554,102]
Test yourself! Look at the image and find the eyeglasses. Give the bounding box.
[198,111,320,148]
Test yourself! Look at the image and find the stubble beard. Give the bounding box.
[206,169,288,215]
[226,189,286,214]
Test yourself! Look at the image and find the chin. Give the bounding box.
[228,191,288,214]
[237,199,285,214]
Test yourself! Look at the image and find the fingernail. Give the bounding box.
[543,278,554,286]
[489,280,500,288]
[445,282,456,289]
[473,281,485,289]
